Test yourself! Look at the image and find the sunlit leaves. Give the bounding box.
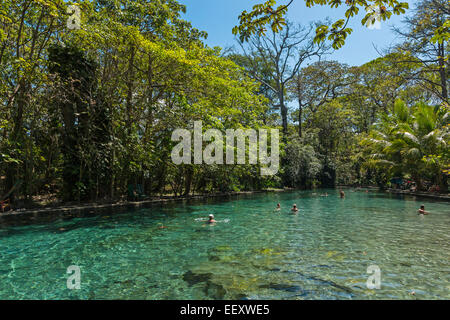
[234,0,409,49]
[232,0,291,42]
[431,20,450,44]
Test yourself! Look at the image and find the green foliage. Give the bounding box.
[431,20,450,44]
[361,100,449,190]
[0,0,274,202]
[0,0,447,204]
[232,0,291,42]
[283,135,322,188]
[392,0,449,103]
[233,0,409,49]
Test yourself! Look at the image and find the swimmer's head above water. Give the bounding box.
[418,205,430,215]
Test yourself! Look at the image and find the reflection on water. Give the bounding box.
[0,190,449,299]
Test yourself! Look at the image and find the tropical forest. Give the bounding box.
[0,0,448,205]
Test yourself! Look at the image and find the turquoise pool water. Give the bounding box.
[0,190,449,300]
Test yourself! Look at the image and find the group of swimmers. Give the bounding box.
[311,190,349,198]
[273,190,346,214]
[200,204,430,228]
[200,190,431,225]
[274,190,431,216]
[275,203,298,213]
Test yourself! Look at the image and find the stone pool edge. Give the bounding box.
[385,189,450,201]
[0,189,288,227]
[2,187,448,227]
[337,186,450,201]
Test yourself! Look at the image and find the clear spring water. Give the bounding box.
[0,190,449,300]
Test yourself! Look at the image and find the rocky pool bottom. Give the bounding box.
[0,190,449,299]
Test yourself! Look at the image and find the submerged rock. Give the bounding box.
[253,248,282,256]
[182,270,212,286]
[203,281,227,299]
[213,245,232,252]
[182,270,227,299]
[208,253,239,263]
[259,283,303,293]
[208,255,221,262]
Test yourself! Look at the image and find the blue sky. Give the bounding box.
[181,0,417,66]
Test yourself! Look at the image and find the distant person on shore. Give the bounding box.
[418,205,430,215]
[291,204,299,213]
[340,190,345,198]
[275,203,281,211]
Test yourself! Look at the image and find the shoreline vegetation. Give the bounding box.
[1,187,448,227]
[0,0,448,221]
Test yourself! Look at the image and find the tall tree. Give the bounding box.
[393,0,449,102]
[343,52,425,133]
[238,21,328,136]
[290,60,351,137]
[0,0,67,200]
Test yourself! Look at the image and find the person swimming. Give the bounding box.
[275,203,281,211]
[206,214,217,224]
[340,190,345,198]
[291,204,299,213]
[418,205,430,215]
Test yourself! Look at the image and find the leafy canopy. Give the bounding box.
[233,0,409,49]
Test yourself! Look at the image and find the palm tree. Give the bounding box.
[361,100,449,191]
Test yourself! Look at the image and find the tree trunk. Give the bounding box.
[6,80,29,202]
[110,146,115,199]
[184,165,193,196]
[438,43,448,101]
[279,89,288,136]
[298,99,303,138]
[126,46,135,129]
[124,46,136,192]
